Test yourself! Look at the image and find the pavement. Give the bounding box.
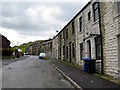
[49,59,120,90]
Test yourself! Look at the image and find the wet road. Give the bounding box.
[2,56,73,88]
[2,55,30,67]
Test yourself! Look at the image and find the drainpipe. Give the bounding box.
[98,2,104,74]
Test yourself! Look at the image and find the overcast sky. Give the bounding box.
[0,0,88,47]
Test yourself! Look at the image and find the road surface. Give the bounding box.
[2,56,73,88]
[2,55,30,67]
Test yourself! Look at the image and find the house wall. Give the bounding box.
[64,22,76,64]
[39,40,53,58]
[0,34,11,48]
[75,1,101,72]
[52,36,57,59]
[58,33,62,60]
[75,12,84,66]
[75,1,119,77]
[100,2,119,78]
[57,20,76,64]
[118,35,120,82]
[55,36,59,59]
[50,0,120,79]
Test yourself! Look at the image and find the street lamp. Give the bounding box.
[56,30,59,33]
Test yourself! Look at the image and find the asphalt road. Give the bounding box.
[2,56,73,88]
[2,55,30,67]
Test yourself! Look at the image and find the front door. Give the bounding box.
[69,43,72,63]
[87,40,91,58]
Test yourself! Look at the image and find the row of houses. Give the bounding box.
[52,0,120,79]
[26,39,52,58]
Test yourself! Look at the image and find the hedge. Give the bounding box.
[2,48,13,56]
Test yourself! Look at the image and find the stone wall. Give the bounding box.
[57,20,76,64]
[75,1,101,73]
[0,34,11,48]
[100,2,119,78]
[52,36,58,59]
[52,1,120,79]
[39,40,53,58]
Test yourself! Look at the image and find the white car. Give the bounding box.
[39,53,47,59]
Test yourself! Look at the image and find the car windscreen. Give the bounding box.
[40,53,46,56]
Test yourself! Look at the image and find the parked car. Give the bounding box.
[25,53,29,55]
[39,53,47,59]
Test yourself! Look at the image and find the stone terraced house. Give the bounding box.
[26,39,53,58]
[100,1,120,78]
[57,20,76,64]
[52,0,120,79]
[38,39,53,58]
[52,35,59,59]
[0,34,11,48]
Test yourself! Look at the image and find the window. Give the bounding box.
[50,42,52,48]
[66,29,68,39]
[72,43,75,57]
[80,43,83,60]
[118,0,120,13]
[88,11,91,21]
[63,46,65,55]
[79,16,83,32]
[72,21,74,34]
[93,2,99,22]
[87,40,91,58]
[95,37,101,60]
[66,46,68,58]
[56,50,57,57]
[59,48,61,59]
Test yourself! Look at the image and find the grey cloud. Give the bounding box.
[45,2,87,21]
[1,2,87,38]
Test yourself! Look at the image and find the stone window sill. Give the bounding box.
[114,13,120,19]
[92,19,99,26]
[79,31,83,35]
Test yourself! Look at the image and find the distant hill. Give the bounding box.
[12,40,45,53]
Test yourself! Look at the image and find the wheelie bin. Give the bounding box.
[82,58,96,73]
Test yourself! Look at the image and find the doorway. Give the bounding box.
[69,43,72,63]
[87,40,91,58]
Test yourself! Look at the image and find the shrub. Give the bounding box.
[2,48,13,57]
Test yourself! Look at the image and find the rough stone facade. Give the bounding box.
[52,35,58,59]
[39,39,52,58]
[25,39,53,58]
[57,20,76,64]
[75,1,101,73]
[100,2,120,78]
[0,34,11,48]
[0,34,12,58]
[75,1,120,78]
[52,0,120,79]
[118,34,120,82]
